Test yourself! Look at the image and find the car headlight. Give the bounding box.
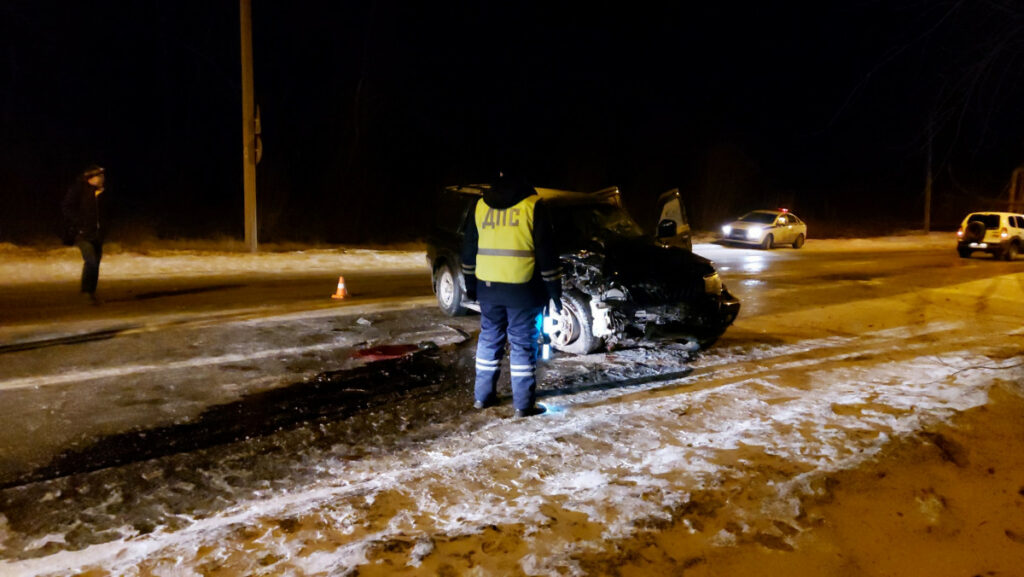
[703,272,722,295]
[722,225,732,235]
[746,226,763,240]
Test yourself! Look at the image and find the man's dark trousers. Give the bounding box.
[77,240,103,295]
[475,302,544,410]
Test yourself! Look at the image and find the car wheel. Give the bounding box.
[435,263,468,316]
[1005,242,1019,261]
[550,290,603,355]
[760,234,774,250]
[792,234,805,249]
[957,248,971,259]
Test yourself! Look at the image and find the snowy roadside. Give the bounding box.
[0,242,429,285]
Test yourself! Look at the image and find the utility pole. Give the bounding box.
[923,130,932,233]
[240,0,258,252]
[1010,167,1024,213]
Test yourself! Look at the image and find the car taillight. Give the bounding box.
[1001,227,1009,239]
[956,228,964,238]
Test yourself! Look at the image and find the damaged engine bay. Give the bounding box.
[554,239,739,353]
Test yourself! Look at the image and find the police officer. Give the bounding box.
[461,173,562,417]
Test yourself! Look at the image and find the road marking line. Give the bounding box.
[0,340,352,392]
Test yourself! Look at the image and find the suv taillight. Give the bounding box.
[1001,227,1009,239]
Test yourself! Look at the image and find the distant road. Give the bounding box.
[695,241,1021,318]
[0,269,434,335]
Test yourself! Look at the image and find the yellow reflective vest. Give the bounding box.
[475,195,539,283]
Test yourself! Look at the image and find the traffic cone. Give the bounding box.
[331,276,350,299]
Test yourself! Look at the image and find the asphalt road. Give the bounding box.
[703,241,1024,318]
[1,241,1020,487]
[0,269,434,331]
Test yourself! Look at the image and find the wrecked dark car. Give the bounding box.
[426,184,740,353]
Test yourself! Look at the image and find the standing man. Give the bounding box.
[462,173,563,418]
[62,165,107,304]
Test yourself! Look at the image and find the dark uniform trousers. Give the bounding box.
[475,301,544,410]
[77,240,103,295]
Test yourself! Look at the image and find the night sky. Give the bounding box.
[3,1,1024,244]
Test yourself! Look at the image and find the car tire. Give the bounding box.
[792,234,805,249]
[957,248,971,259]
[760,234,774,250]
[1005,241,1019,261]
[435,263,468,317]
[550,290,603,355]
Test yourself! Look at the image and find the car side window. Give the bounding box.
[777,215,788,226]
[970,214,1000,228]
[456,198,478,234]
[433,193,477,234]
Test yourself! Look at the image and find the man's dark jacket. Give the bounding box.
[461,178,562,309]
[61,179,105,244]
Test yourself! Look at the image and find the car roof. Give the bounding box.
[443,184,623,206]
[965,211,1024,217]
[742,209,792,217]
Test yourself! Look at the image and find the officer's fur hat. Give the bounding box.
[486,172,536,209]
[82,164,105,179]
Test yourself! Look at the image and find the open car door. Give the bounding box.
[655,188,692,251]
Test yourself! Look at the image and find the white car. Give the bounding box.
[721,209,807,249]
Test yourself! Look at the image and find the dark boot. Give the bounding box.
[473,397,498,410]
[513,405,546,419]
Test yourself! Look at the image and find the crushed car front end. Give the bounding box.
[559,242,740,349]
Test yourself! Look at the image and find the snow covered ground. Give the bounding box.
[0,242,429,285]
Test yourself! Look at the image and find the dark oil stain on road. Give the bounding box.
[351,344,422,361]
[0,325,138,354]
[4,339,702,491]
[0,339,482,560]
[131,284,247,300]
[2,341,472,490]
